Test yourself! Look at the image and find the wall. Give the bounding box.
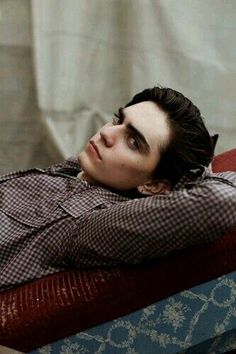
[0,0,61,174]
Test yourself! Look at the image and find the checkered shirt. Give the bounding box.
[0,158,235,292]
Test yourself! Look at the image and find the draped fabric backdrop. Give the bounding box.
[31,0,236,158]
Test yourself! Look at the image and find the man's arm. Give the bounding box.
[70,176,236,266]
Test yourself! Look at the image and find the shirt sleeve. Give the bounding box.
[70,176,236,267]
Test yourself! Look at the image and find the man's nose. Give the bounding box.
[100,125,118,147]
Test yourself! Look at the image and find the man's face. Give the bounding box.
[78,101,171,190]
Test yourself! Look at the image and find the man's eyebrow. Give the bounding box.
[120,107,151,153]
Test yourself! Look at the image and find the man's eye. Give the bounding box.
[128,136,140,151]
[112,113,122,125]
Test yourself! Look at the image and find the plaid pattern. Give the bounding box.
[0,158,235,292]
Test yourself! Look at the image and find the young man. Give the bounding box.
[0,87,235,292]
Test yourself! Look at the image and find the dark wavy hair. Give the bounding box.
[125,86,216,186]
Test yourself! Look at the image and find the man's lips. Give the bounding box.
[89,140,102,159]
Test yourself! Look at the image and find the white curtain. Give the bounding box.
[31,0,236,157]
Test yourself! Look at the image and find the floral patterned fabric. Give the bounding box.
[31,271,236,354]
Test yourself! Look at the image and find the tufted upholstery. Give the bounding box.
[0,149,235,352]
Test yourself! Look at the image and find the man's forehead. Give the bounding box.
[124,101,167,122]
[123,101,169,145]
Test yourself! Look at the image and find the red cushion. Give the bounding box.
[212,148,236,172]
[1,149,236,352]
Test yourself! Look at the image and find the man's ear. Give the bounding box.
[137,179,171,196]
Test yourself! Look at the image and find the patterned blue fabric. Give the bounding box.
[31,271,236,354]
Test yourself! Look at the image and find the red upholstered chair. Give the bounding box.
[0,149,235,352]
